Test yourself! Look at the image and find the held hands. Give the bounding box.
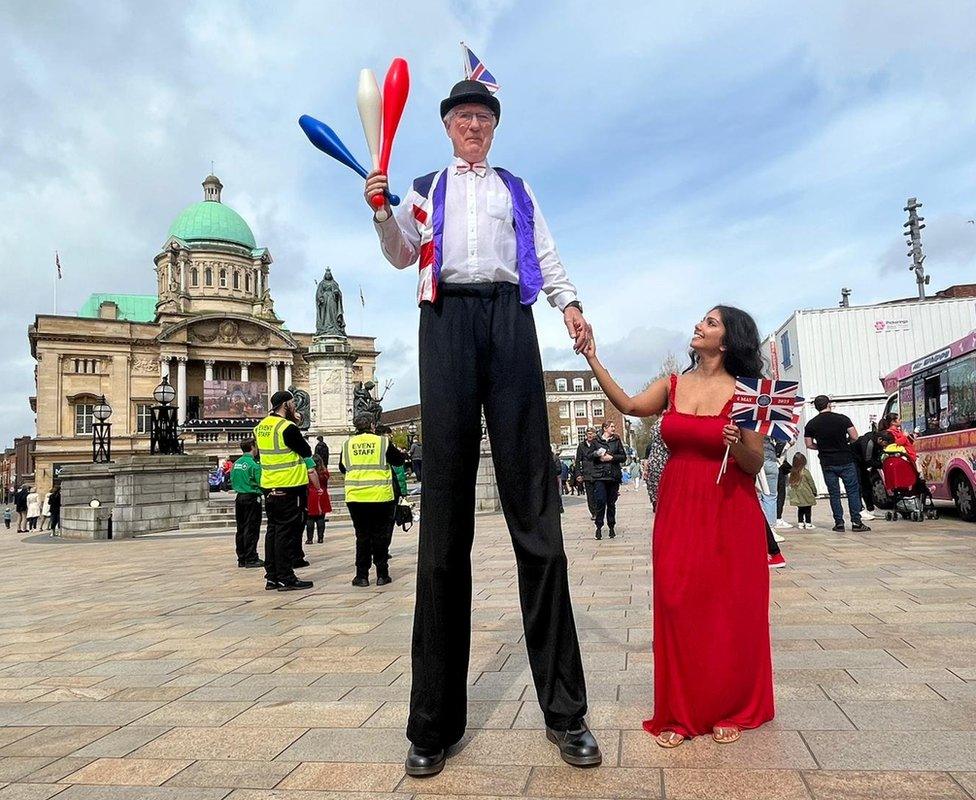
[600,453,613,462]
[564,306,592,355]
[722,424,741,448]
[364,169,391,217]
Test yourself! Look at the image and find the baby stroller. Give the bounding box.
[880,453,938,521]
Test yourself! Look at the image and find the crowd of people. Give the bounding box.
[3,484,60,534]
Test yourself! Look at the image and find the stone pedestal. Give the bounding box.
[58,455,211,540]
[475,438,501,514]
[306,335,357,461]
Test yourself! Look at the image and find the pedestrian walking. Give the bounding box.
[775,440,793,529]
[40,491,51,531]
[253,390,320,591]
[48,485,61,536]
[26,489,40,531]
[803,395,871,533]
[340,414,404,587]
[365,77,600,775]
[787,453,818,528]
[305,454,331,544]
[560,459,570,494]
[628,459,641,492]
[3,507,10,529]
[14,486,28,532]
[231,438,264,569]
[643,418,669,512]
[575,427,598,520]
[589,420,626,539]
[408,438,422,483]
[314,435,330,468]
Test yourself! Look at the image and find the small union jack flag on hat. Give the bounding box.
[730,377,802,442]
[461,42,499,94]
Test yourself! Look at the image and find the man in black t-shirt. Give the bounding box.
[803,395,871,533]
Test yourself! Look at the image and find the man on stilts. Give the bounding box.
[366,79,601,777]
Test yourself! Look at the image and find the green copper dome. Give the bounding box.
[166,175,256,248]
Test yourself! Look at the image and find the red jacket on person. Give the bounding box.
[307,467,332,516]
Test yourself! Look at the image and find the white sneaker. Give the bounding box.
[806,523,816,530]
[775,519,793,529]
[772,531,786,543]
[860,511,875,520]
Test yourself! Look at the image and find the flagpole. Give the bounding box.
[460,41,470,79]
[54,251,58,315]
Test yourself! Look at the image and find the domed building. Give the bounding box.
[27,175,378,493]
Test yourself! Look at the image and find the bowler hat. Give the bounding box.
[440,80,500,125]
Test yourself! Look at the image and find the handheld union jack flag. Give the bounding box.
[730,377,802,442]
[461,42,499,94]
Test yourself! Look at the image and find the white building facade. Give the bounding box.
[762,296,976,494]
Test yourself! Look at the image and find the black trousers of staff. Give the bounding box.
[264,488,302,584]
[407,282,588,750]
[583,480,596,517]
[235,493,262,563]
[348,500,395,578]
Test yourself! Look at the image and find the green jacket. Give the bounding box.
[393,465,408,497]
[230,454,262,495]
[786,468,818,507]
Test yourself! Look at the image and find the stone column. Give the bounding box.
[284,361,293,389]
[177,357,188,425]
[204,360,215,382]
[268,360,279,395]
[240,361,250,381]
[159,356,170,380]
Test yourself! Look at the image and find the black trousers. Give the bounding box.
[583,480,596,516]
[593,480,619,529]
[856,464,876,512]
[305,516,325,543]
[264,489,302,584]
[407,282,587,749]
[765,517,781,556]
[777,463,790,518]
[348,501,395,577]
[235,493,262,562]
[797,506,812,523]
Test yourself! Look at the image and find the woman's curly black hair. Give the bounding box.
[685,305,766,379]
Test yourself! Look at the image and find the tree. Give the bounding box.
[631,352,683,457]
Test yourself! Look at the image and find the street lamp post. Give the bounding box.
[91,396,113,463]
[407,422,417,447]
[150,377,181,455]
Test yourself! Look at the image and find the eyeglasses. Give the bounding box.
[452,111,496,127]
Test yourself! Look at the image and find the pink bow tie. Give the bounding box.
[456,162,487,177]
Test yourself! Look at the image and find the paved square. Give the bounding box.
[0,489,974,798]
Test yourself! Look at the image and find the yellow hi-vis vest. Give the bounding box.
[253,415,308,489]
[343,433,394,503]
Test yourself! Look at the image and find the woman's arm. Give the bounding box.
[583,337,669,416]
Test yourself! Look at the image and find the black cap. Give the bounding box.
[441,80,500,125]
[270,390,294,410]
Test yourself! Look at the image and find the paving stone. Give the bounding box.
[226,701,380,728]
[52,787,229,800]
[663,768,811,799]
[279,762,406,792]
[0,760,57,783]
[21,703,163,727]
[0,785,71,800]
[134,701,252,727]
[276,729,409,763]
[802,769,970,799]
[619,730,818,769]
[164,760,298,789]
[839,700,976,730]
[133,727,305,760]
[0,728,115,758]
[63,757,192,786]
[70,727,171,758]
[524,766,661,798]
[803,731,976,770]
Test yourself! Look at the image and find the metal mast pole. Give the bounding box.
[903,197,929,300]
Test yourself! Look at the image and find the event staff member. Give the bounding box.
[231,438,264,569]
[253,390,320,591]
[365,79,600,776]
[339,414,404,587]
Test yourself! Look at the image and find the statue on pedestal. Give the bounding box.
[315,268,346,338]
[353,379,392,426]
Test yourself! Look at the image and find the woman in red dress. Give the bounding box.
[305,455,333,544]
[585,305,774,747]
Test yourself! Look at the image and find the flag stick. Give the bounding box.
[460,41,470,79]
[54,251,59,315]
[716,444,730,484]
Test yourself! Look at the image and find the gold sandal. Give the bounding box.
[712,725,741,743]
[655,730,685,748]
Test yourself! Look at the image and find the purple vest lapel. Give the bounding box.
[429,166,544,306]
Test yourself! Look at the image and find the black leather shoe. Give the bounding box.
[265,581,281,590]
[851,523,871,532]
[294,559,310,568]
[594,528,602,540]
[238,560,246,568]
[278,579,313,591]
[351,576,370,587]
[376,574,392,586]
[404,743,446,777]
[546,721,602,767]
[244,559,264,568]
[305,538,313,545]
[832,523,845,532]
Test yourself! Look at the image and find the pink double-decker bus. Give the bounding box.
[882,331,976,521]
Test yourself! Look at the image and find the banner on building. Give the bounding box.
[203,380,267,419]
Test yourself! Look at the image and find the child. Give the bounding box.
[305,454,332,544]
[878,431,908,456]
[2,508,10,529]
[787,453,818,529]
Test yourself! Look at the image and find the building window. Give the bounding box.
[233,271,240,290]
[573,378,584,391]
[190,268,199,286]
[204,268,213,286]
[558,402,569,418]
[575,402,588,418]
[590,376,599,390]
[215,365,234,380]
[560,426,572,446]
[244,272,251,292]
[73,359,98,374]
[576,426,588,443]
[219,268,227,287]
[592,401,605,417]
[136,404,152,434]
[75,404,94,435]
[780,331,792,369]
[555,378,567,391]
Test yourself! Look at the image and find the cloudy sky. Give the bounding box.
[2,1,975,447]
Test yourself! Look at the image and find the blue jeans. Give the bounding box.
[759,458,778,527]
[821,462,863,527]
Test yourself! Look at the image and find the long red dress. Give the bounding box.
[643,374,774,738]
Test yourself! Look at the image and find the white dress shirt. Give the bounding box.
[374,157,579,310]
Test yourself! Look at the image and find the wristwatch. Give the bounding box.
[564,301,583,314]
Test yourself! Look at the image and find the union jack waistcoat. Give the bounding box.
[409,167,544,306]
